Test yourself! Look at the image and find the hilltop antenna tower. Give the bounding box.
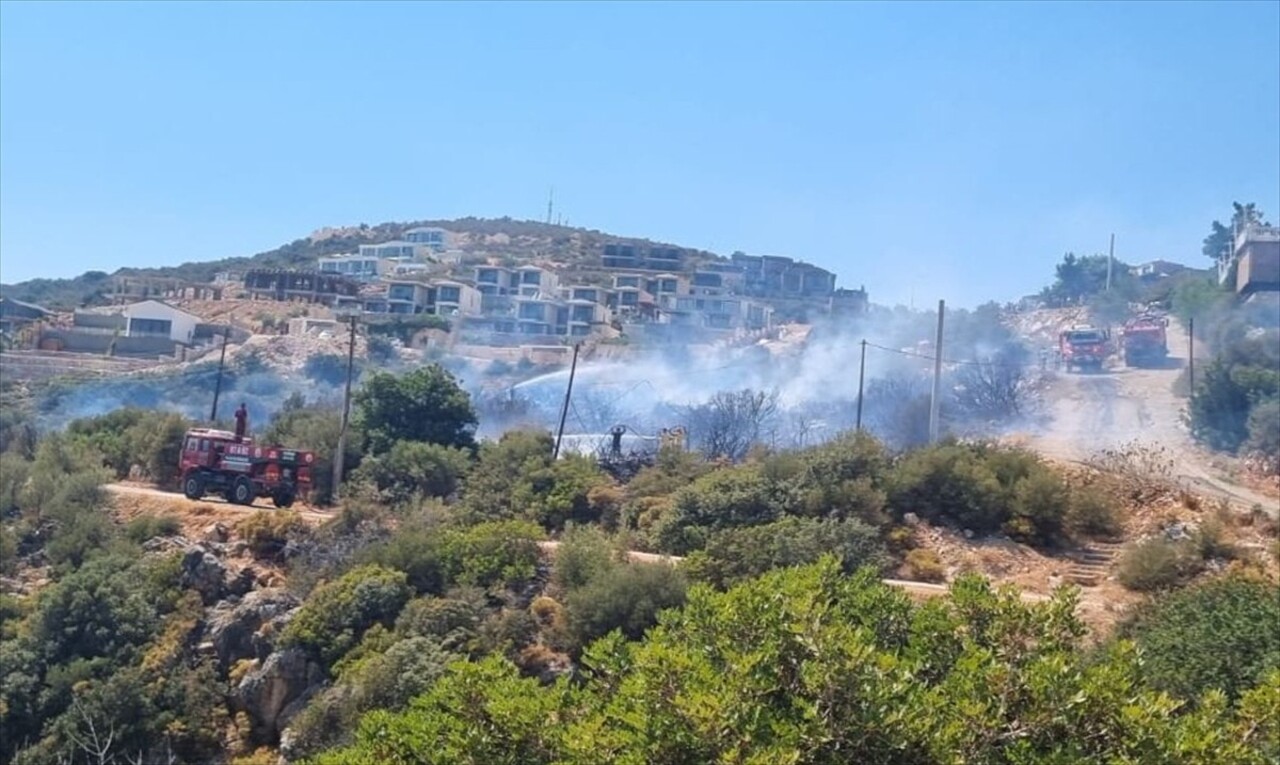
[547,187,554,225]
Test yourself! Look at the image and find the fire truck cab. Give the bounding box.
[179,428,314,507]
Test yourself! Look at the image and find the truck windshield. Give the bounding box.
[1067,332,1103,343]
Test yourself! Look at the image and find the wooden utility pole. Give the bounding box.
[928,300,945,443]
[1106,233,1115,292]
[856,339,867,431]
[209,326,230,422]
[553,343,581,460]
[332,314,358,503]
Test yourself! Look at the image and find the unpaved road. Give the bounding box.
[105,482,333,523]
[1029,319,1278,516]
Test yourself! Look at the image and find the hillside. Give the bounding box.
[0,217,721,309]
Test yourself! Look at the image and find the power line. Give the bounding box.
[863,341,1043,370]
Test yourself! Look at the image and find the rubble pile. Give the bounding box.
[229,334,372,372]
[1003,306,1092,346]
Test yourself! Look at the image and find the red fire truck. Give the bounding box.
[178,428,315,507]
[1057,326,1112,373]
[1119,314,1169,367]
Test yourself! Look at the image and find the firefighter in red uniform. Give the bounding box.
[234,403,248,442]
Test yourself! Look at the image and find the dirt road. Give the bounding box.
[105,482,333,523]
[1029,319,1278,516]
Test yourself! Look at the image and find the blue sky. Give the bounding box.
[1,0,1277,307]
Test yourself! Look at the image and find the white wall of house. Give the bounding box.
[121,300,199,344]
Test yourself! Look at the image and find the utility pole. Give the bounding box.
[332,314,358,503]
[553,343,581,460]
[855,339,867,431]
[1106,233,1115,292]
[209,325,230,422]
[1188,316,1195,395]
[928,300,945,444]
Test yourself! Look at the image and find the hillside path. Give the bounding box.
[1028,319,1278,517]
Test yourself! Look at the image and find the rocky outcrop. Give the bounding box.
[235,647,325,744]
[181,545,228,605]
[206,588,300,672]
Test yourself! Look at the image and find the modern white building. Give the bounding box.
[119,300,200,344]
[318,254,397,282]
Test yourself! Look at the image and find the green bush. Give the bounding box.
[1066,486,1123,540]
[436,521,545,590]
[281,564,412,668]
[657,465,787,555]
[124,513,181,543]
[356,440,471,504]
[551,525,616,593]
[354,365,477,454]
[889,442,1070,545]
[395,597,482,651]
[903,548,947,583]
[236,511,308,559]
[684,517,889,588]
[1117,537,1202,592]
[564,562,687,650]
[1118,573,1280,702]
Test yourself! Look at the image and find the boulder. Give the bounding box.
[235,647,325,744]
[206,588,300,672]
[203,522,230,544]
[181,545,228,605]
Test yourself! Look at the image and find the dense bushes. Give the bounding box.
[888,441,1089,546]
[281,564,412,667]
[65,407,191,487]
[1118,572,1280,703]
[314,560,1280,765]
[684,516,889,588]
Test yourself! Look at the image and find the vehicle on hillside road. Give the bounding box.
[178,427,314,507]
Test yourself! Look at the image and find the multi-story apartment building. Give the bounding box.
[384,281,435,315]
[730,252,836,299]
[403,227,448,250]
[474,266,520,296]
[669,295,772,330]
[318,254,397,283]
[516,265,559,297]
[244,269,360,305]
[602,242,686,270]
[433,280,483,316]
[357,240,437,261]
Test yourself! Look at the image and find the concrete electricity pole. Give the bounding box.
[332,314,358,503]
[928,300,945,444]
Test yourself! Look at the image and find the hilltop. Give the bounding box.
[0,217,721,309]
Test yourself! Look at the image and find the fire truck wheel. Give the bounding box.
[273,491,295,509]
[183,474,204,500]
[232,476,254,506]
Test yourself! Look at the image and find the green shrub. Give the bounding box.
[281,564,412,668]
[1066,486,1123,540]
[1117,537,1201,592]
[903,548,947,583]
[356,440,471,504]
[362,522,448,595]
[437,521,545,590]
[395,597,482,651]
[657,465,786,554]
[123,513,181,543]
[684,517,889,589]
[551,525,616,593]
[236,511,308,559]
[565,562,687,650]
[1118,572,1280,702]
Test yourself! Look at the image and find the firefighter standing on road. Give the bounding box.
[234,403,248,442]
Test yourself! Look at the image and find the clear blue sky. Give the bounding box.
[2,1,1277,306]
